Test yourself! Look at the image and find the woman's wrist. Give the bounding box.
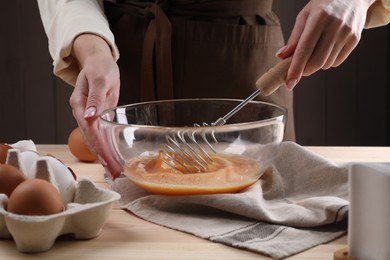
[72,33,114,68]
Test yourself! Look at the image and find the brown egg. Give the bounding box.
[7,179,64,216]
[0,164,26,197]
[68,127,97,162]
[0,144,12,164]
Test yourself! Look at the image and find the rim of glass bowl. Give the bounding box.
[100,98,287,130]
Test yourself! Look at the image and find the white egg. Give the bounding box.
[29,156,76,205]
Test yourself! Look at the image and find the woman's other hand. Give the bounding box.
[276,0,375,90]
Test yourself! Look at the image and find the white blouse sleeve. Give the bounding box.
[365,0,390,28]
[37,0,120,86]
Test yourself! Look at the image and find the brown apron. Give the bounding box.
[104,0,295,141]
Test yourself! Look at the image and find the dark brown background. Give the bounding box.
[0,1,389,146]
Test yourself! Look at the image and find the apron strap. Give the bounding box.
[141,2,173,101]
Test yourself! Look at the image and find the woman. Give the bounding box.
[37,0,390,179]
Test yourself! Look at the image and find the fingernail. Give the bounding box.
[275,45,287,57]
[286,79,298,90]
[84,106,97,118]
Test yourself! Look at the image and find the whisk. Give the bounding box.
[160,57,292,173]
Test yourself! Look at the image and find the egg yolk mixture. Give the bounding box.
[124,153,261,195]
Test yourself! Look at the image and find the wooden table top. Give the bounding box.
[2,145,390,259]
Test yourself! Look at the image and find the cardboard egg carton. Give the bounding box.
[0,147,121,253]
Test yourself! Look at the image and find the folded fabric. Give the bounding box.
[107,141,349,259]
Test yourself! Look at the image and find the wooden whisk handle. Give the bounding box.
[255,56,292,96]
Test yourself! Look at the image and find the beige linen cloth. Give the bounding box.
[107,142,348,259]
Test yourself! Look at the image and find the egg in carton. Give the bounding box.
[0,147,120,253]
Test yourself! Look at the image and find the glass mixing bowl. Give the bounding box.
[100,99,286,195]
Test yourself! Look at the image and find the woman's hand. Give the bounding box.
[276,0,376,90]
[70,34,122,179]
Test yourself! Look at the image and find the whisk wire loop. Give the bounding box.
[160,130,216,173]
[160,145,193,172]
[177,131,211,169]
